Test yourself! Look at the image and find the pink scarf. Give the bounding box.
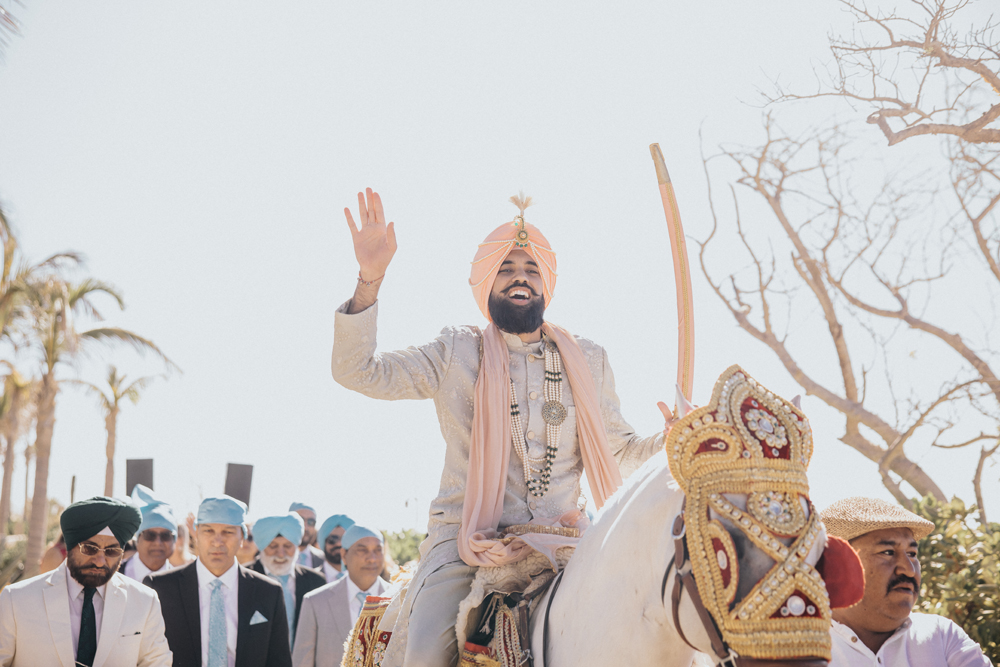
[457,321,623,567]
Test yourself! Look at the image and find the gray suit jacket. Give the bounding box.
[290,576,388,667]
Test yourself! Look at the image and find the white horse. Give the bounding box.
[528,450,829,667]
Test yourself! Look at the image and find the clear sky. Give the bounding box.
[1,2,995,531]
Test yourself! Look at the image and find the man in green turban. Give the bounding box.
[0,496,172,667]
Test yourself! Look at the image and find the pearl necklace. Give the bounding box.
[509,340,567,497]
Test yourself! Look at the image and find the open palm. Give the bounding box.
[345,187,397,280]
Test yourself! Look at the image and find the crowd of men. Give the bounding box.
[0,489,394,667]
[0,490,991,666]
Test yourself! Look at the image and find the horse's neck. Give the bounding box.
[534,451,698,667]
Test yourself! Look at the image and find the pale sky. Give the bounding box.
[1,1,995,531]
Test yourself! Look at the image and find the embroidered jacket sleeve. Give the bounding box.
[596,347,665,479]
[332,301,455,400]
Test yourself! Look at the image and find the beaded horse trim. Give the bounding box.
[499,524,581,539]
[665,365,831,661]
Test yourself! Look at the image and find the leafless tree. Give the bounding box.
[704,0,999,521]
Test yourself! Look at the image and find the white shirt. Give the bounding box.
[346,576,383,624]
[196,558,240,667]
[830,614,991,666]
[123,554,173,582]
[66,569,107,655]
[321,561,344,583]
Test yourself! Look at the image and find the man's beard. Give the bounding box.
[67,555,117,587]
[261,553,295,576]
[488,291,544,335]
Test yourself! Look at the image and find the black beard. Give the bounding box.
[325,551,342,565]
[488,292,544,335]
[67,558,116,587]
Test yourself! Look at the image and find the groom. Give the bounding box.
[332,189,672,666]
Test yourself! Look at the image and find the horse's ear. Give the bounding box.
[791,395,802,410]
[816,535,865,608]
[675,385,695,418]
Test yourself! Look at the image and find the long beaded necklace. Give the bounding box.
[509,339,567,497]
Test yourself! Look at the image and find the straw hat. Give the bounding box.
[821,497,934,541]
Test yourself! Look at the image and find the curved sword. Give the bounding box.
[650,143,695,408]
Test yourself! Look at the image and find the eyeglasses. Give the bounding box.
[140,530,176,543]
[78,542,125,558]
[304,518,317,527]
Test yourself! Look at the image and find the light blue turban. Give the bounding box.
[253,513,304,549]
[288,501,315,514]
[318,514,355,543]
[196,495,248,534]
[137,502,178,536]
[130,484,177,537]
[130,484,161,506]
[341,524,384,551]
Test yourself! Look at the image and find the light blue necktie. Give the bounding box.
[297,550,309,566]
[208,579,227,667]
[356,591,368,606]
[277,574,295,645]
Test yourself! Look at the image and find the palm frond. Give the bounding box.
[64,378,113,411]
[121,374,161,404]
[70,279,125,313]
[79,327,181,373]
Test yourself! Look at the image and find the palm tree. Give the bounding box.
[0,364,35,551]
[70,366,161,496]
[21,276,176,577]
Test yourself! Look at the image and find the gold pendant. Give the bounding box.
[542,401,567,425]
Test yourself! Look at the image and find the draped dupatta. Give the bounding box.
[457,321,623,567]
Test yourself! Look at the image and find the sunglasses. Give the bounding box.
[78,542,125,558]
[140,530,176,543]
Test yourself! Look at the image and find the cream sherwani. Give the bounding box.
[0,561,172,667]
[332,301,663,666]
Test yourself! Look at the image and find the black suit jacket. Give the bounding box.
[145,560,292,667]
[248,558,327,638]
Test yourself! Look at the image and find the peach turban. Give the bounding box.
[469,214,557,321]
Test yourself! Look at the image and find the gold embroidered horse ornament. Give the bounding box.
[523,365,863,667]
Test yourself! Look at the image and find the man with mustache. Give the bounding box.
[248,513,326,648]
[316,514,354,583]
[288,502,325,569]
[822,497,991,666]
[0,496,172,666]
[332,189,672,666]
[123,484,178,584]
[292,524,390,667]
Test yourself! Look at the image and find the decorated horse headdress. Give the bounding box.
[665,365,834,662]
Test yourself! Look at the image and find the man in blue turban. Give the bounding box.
[123,484,178,583]
[316,514,355,583]
[292,523,389,667]
[288,501,324,569]
[249,513,326,649]
[0,497,171,667]
[144,495,293,667]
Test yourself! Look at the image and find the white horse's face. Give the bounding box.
[710,492,827,607]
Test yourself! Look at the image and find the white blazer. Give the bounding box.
[0,561,172,667]
[291,576,388,667]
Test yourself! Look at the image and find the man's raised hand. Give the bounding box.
[345,187,397,282]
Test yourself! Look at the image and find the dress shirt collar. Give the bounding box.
[831,617,913,656]
[500,329,545,354]
[346,574,381,599]
[65,563,109,601]
[195,556,239,591]
[129,554,172,581]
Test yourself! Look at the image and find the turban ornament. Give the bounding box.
[469,194,558,321]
